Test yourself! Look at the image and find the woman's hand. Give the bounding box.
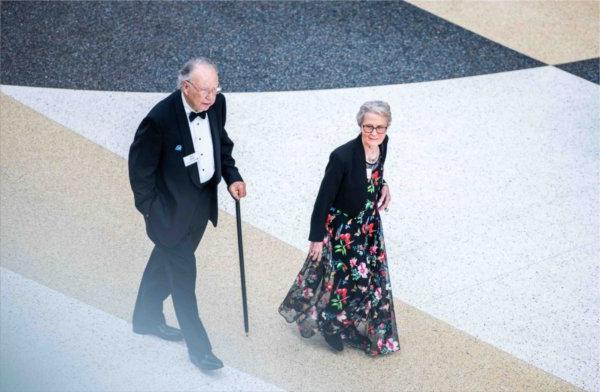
[308,241,324,261]
[378,184,391,212]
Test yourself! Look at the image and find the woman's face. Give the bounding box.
[360,112,388,149]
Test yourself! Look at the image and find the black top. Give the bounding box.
[309,134,388,241]
[128,90,242,247]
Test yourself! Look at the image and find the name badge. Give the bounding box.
[183,153,199,167]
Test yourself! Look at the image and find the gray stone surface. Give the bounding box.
[556,58,600,84]
[0,1,543,92]
[0,268,284,392]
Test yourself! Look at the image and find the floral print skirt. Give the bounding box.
[279,192,400,356]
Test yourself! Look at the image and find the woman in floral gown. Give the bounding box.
[279,101,399,356]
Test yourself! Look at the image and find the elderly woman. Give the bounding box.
[279,101,399,356]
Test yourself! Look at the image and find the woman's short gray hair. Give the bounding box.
[356,100,392,126]
[177,57,219,88]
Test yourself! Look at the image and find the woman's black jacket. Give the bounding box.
[309,134,388,242]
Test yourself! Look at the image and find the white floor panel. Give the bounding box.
[0,267,283,392]
[2,66,598,390]
[424,242,599,392]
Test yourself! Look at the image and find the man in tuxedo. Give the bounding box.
[128,57,246,371]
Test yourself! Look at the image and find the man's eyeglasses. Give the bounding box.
[362,124,388,134]
[186,80,222,98]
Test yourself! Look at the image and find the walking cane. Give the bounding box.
[235,199,249,336]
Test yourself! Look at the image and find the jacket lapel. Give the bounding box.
[353,135,368,188]
[173,91,202,188]
[380,135,388,163]
[207,106,221,180]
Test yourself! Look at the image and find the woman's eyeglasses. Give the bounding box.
[362,124,388,134]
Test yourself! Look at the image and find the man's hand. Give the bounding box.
[228,181,247,200]
[308,241,323,261]
[378,184,391,212]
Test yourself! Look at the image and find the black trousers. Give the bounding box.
[132,191,213,356]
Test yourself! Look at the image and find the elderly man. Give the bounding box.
[128,57,246,371]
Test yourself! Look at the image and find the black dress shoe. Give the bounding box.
[190,351,224,371]
[324,333,344,352]
[133,323,184,341]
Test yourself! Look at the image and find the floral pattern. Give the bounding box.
[279,162,399,356]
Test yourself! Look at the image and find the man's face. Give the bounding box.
[181,64,220,112]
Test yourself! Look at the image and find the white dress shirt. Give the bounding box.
[181,93,215,183]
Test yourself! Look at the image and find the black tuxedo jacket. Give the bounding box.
[309,134,388,242]
[128,91,242,247]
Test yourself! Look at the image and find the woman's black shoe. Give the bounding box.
[324,333,344,351]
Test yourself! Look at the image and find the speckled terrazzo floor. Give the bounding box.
[1,1,599,392]
[408,0,600,66]
[0,268,283,392]
[556,58,600,85]
[0,94,582,392]
[1,1,544,91]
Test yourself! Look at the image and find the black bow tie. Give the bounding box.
[189,111,207,122]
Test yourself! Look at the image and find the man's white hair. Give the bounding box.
[177,57,219,88]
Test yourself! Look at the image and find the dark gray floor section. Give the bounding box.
[555,58,599,85]
[1,1,544,92]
